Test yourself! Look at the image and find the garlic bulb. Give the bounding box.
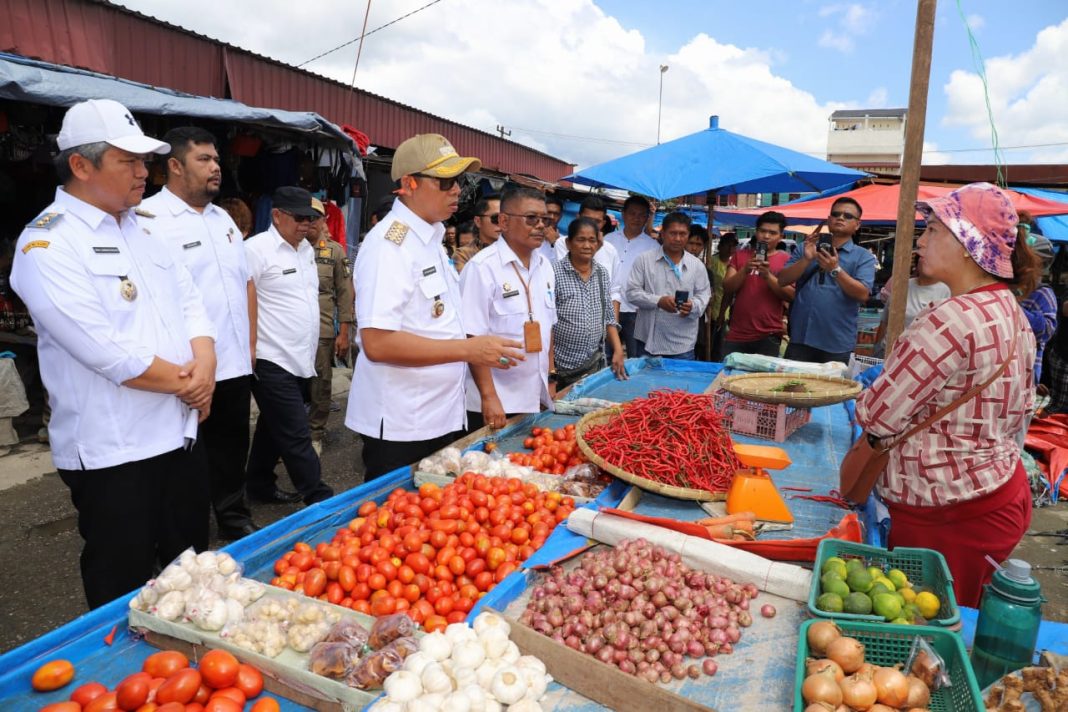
[405,693,444,712]
[478,627,509,660]
[383,670,422,703]
[515,655,547,676]
[419,631,452,662]
[195,550,218,571]
[475,659,504,690]
[520,665,548,702]
[460,683,488,712]
[451,640,486,670]
[403,651,435,677]
[451,665,477,690]
[445,622,478,646]
[440,691,472,712]
[153,590,186,621]
[500,641,521,664]
[507,700,543,712]
[472,612,511,638]
[420,662,453,694]
[490,666,526,705]
[368,699,404,712]
[216,552,238,575]
[482,700,502,712]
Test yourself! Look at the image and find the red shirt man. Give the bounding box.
[721,211,795,357]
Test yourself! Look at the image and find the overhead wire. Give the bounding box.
[349,0,374,89]
[297,0,446,69]
[955,0,1005,185]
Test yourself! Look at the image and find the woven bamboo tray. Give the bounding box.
[718,373,861,407]
[575,407,726,501]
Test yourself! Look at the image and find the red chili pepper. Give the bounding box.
[104,624,117,645]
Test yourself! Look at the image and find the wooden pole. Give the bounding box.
[886,0,937,352]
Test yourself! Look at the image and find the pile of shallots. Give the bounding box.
[519,538,772,684]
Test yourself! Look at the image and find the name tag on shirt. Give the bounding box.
[183,241,202,250]
[92,246,120,254]
[502,289,520,299]
[282,268,297,275]
[422,266,437,277]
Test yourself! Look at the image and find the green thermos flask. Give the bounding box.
[969,558,1045,689]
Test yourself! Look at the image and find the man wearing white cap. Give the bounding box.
[347,134,525,480]
[10,99,217,609]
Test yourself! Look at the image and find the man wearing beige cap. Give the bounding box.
[11,99,216,608]
[346,134,525,480]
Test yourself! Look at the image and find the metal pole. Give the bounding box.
[657,65,669,144]
[886,0,937,352]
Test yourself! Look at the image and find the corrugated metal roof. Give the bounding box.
[830,108,907,119]
[0,0,574,180]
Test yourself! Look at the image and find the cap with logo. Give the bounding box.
[391,134,481,181]
[273,186,319,218]
[310,197,326,216]
[57,99,170,155]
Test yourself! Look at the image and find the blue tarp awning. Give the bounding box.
[1015,187,1068,243]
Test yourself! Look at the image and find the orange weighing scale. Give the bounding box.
[726,443,794,524]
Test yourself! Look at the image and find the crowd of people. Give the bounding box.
[9,100,1068,611]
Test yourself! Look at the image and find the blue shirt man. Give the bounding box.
[777,198,876,363]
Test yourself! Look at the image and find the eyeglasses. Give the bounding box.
[416,174,460,191]
[830,210,859,221]
[283,211,319,223]
[477,213,500,225]
[503,213,554,227]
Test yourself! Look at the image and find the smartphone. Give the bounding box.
[817,232,833,254]
[675,290,690,309]
[754,241,768,261]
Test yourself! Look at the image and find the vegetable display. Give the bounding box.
[270,476,576,631]
[816,555,940,625]
[581,390,741,492]
[519,538,762,684]
[508,424,587,474]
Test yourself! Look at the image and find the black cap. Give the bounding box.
[273,186,318,217]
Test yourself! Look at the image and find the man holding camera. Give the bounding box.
[777,197,876,364]
[721,211,795,357]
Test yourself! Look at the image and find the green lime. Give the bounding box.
[845,558,865,573]
[890,617,911,625]
[869,582,892,598]
[823,577,850,599]
[817,592,844,613]
[843,592,873,615]
[872,592,903,621]
[822,559,848,580]
[887,568,910,590]
[846,569,874,594]
[867,565,884,581]
[874,576,896,592]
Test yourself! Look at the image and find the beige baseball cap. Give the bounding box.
[391,134,481,181]
[57,99,169,155]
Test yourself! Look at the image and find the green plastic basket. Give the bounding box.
[794,619,984,711]
[808,538,960,627]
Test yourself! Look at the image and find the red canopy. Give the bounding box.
[716,182,1068,224]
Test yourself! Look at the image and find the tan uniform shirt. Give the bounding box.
[452,243,481,273]
[313,237,354,339]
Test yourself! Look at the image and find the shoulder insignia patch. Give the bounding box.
[384,221,409,246]
[21,240,50,253]
[133,208,156,218]
[27,212,62,230]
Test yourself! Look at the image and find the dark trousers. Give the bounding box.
[59,446,209,609]
[723,335,783,358]
[362,430,464,481]
[618,312,639,357]
[638,341,696,360]
[465,410,521,434]
[199,375,254,528]
[783,341,852,364]
[247,359,334,504]
[309,337,334,440]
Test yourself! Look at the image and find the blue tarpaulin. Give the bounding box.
[1015,186,1068,243]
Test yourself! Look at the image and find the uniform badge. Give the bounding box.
[503,282,512,292]
[226,227,235,243]
[27,212,62,230]
[384,221,409,246]
[133,208,156,219]
[319,249,331,258]
[119,277,138,302]
[432,298,446,318]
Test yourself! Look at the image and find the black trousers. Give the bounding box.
[783,341,852,365]
[723,335,783,358]
[247,359,334,504]
[618,311,639,357]
[361,430,464,481]
[199,375,254,528]
[59,445,210,609]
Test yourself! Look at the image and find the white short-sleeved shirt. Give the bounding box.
[604,230,660,312]
[244,225,319,378]
[461,240,557,414]
[346,199,467,441]
[142,187,251,381]
[554,236,621,303]
[10,188,215,470]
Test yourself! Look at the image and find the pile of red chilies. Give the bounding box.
[583,390,741,492]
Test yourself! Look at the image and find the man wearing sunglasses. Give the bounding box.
[244,186,335,506]
[453,194,500,272]
[348,134,525,480]
[777,197,877,364]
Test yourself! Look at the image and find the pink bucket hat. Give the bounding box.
[915,182,1018,278]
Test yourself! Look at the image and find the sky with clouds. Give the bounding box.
[113,0,1068,171]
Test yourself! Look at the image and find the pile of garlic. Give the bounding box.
[369,612,552,712]
[224,596,341,658]
[129,549,266,632]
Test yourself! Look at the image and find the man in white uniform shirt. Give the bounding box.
[347,134,524,479]
[244,186,334,506]
[142,126,259,540]
[462,186,558,431]
[11,100,216,608]
[605,195,660,356]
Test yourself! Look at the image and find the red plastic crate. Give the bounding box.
[713,390,811,442]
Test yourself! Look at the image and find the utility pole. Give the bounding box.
[657,65,669,144]
[496,125,511,140]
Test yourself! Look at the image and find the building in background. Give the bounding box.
[826,109,907,176]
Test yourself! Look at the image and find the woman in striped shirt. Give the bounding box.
[856,183,1040,607]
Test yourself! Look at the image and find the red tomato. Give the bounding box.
[209,687,246,706]
[326,582,344,604]
[31,659,75,691]
[371,594,397,616]
[250,698,282,712]
[303,568,327,597]
[155,669,202,705]
[233,664,263,699]
[203,698,242,712]
[198,649,239,690]
[337,565,356,591]
[71,681,109,707]
[39,704,82,712]
[423,614,448,633]
[448,555,466,576]
[84,692,119,712]
[368,572,387,591]
[433,596,454,616]
[193,683,212,704]
[143,651,190,679]
[116,674,151,710]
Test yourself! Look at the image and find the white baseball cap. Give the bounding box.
[56,99,170,155]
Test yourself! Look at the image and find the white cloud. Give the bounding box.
[966,14,985,31]
[866,87,888,107]
[817,3,876,53]
[943,18,1068,163]
[113,0,850,172]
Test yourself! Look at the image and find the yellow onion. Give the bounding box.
[873,666,910,707]
[868,706,896,712]
[826,636,865,674]
[905,675,931,708]
[802,669,843,707]
[805,658,845,683]
[803,704,836,712]
[840,673,878,710]
[806,621,842,656]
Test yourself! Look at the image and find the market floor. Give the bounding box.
[1,396,1066,655]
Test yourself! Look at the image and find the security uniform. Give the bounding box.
[309,236,354,441]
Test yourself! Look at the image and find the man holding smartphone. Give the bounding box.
[721,211,795,357]
[777,197,876,364]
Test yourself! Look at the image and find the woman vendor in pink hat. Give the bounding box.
[855,182,1039,607]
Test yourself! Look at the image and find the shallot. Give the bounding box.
[760,604,777,618]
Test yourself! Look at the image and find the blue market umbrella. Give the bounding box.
[564,116,867,200]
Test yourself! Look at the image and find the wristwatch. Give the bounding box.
[548,370,559,383]
[829,267,842,279]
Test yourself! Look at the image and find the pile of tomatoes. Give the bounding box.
[35,649,278,712]
[506,424,586,475]
[270,473,576,633]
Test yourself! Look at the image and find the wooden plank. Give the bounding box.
[142,630,342,712]
[491,609,714,712]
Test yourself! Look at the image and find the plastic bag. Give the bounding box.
[905,636,951,690]
[556,463,607,499]
[308,641,360,679]
[0,357,28,419]
[322,618,371,649]
[417,446,463,476]
[379,635,418,660]
[346,647,404,689]
[367,612,416,649]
